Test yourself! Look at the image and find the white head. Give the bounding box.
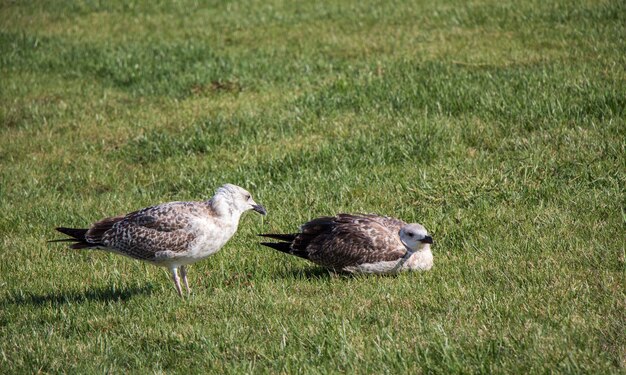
[211,184,267,217]
[399,223,433,252]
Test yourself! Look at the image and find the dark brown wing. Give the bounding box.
[296,214,407,270]
[84,216,126,244]
[363,214,406,233]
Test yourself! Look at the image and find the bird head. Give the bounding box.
[213,184,267,216]
[399,223,433,252]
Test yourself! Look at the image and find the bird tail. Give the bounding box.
[258,233,310,260]
[49,227,96,249]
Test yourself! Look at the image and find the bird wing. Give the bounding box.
[299,214,407,270]
[101,222,196,261]
[364,214,406,233]
[125,201,211,231]
[89,202,209,261]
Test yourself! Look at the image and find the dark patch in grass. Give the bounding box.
[3,284,154,307]
[210,80,242,93]
[274,266,334,281]
[189,79,244,97]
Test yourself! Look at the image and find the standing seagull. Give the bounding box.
[259,214,433,274]
[51,184,267,296]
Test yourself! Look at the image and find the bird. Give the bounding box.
[50,183,267,296]
[259,213,433,274]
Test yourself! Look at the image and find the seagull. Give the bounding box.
[51,183,267,296]
[259,214,433,274]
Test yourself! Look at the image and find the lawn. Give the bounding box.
[1,0,624,373]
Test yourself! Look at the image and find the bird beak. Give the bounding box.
[420,236,433,244]
[252,204,267,216]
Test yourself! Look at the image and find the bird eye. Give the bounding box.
[407,232,414,237]
[245,194,251,200]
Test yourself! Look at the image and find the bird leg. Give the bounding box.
[180,265,191,295]
[171,267,183,297]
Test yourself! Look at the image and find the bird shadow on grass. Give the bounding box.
[273,266,409,282]
[2,284,154,307]
[274,266,356,281]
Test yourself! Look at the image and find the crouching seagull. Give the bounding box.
[259,214,433,274]
[51,184,266,296]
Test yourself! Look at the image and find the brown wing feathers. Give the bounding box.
[259,214,407,270]
[258,216,336,261]
[85,216,125,243]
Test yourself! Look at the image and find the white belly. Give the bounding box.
[343,260,403,274]
[155,216,237,268]
[343,249,433,274]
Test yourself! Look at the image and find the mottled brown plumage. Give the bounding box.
[52,184,267,296]
[260,214,433,274]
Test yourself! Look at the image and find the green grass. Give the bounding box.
[1,0,624,373]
